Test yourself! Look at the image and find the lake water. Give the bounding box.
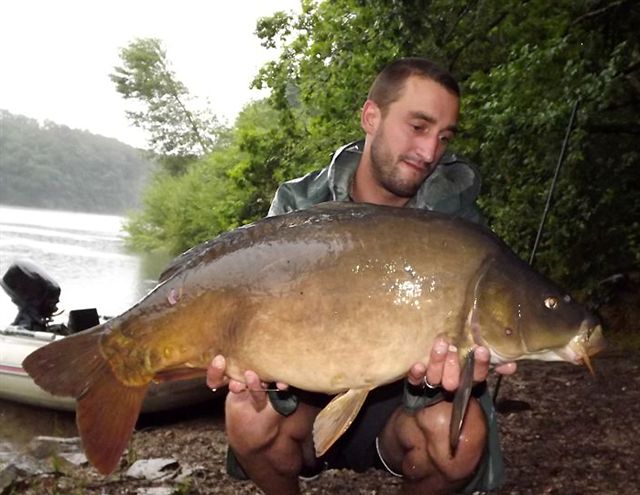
[0,205,172,447]
[0,205,170,327]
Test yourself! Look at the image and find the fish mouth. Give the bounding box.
[557,322,606,374]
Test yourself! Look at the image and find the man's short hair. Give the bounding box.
[368,58,460,114]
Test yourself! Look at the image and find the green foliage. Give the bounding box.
[246,0,639,294]
[110,38,226,174]
[125,153,236,254]
[123,102,277,252]
[0,110,153,213]
[125,0,639,299]
[458,0,640,294]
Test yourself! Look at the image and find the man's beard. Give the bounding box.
[370,131,425,199]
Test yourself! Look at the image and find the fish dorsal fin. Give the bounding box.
[313,388,370,457]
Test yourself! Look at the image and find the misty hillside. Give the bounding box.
[0,110,155,214]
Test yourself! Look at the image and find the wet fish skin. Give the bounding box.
[22,202,604,475]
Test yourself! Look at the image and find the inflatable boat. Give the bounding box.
[0,260,213,412]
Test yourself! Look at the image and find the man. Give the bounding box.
[207,58,516,494]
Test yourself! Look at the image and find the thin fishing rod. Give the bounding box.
[529,100,580,265]
[492,99,580,405]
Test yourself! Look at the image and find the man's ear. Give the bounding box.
[361,100,381,134]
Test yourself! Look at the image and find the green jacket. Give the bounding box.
[266,141,503,491]
[268,140,483,223]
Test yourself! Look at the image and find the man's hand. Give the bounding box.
[206,355,289,413]
[406,337,517,392]
[207,355,230,390]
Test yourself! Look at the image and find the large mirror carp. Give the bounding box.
[23,202,604,475]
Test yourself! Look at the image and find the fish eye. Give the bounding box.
[544,297,559,309]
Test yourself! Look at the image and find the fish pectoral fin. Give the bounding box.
[153,367,206,383]
[313,388,371,457]
[450,350,475,455]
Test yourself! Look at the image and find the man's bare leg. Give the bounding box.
[225,372,320,495]
[378,398,487,495]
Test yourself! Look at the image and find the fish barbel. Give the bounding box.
[23,202,604,474]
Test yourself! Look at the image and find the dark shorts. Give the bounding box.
[229,382,504,492]
[316,381,404,472]
[291,381,503,491]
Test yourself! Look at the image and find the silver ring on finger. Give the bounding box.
[423,376,439,389]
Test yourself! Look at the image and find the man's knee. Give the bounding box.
[225,394,280,454]
[225,393,317,478]
[413,398,487,482]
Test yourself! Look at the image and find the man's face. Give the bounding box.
[367,76,460,198]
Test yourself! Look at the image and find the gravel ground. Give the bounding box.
[6,346,639,495]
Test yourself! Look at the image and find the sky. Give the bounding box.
[0,0,301,148]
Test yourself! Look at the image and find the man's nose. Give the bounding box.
[415,134,440,164]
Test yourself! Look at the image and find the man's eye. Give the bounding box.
[439,135,451,144]
[412,125,424,132]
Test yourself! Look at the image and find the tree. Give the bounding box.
[0,110,153,213]
[110,38,225,174]
[124,101,277,253]
[123,0,639,300]
[457,0,640,293]
[245,0,640,293]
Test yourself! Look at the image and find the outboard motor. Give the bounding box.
[1,259,61,332]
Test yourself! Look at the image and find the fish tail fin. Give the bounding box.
[22,329,106,396]
[22,330,148,474]
[313,388,370,457]
[76,363,147,474]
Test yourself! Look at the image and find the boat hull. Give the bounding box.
[0,325,213,412]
